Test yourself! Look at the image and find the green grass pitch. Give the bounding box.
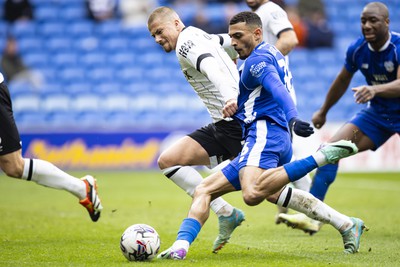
[0,171,399,267]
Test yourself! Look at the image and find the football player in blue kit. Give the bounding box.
[278,2,400,231]
[157,11,366,260]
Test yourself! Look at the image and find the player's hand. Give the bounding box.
[222,99,238,118]
[312,109,327,129]
[352,85,376,104]
[289,118,314,137]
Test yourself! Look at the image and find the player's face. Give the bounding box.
[360,7,389,46]
[148,18,179,53]
[245,0,263,11]
[229,22,261,60]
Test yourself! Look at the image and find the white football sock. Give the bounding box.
[291,172,312,192]
[277,187,353,231]
[163,166,234,217]
[172,240,190,252]
[22,158,86,199]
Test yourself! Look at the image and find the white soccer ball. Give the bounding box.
[120,224,161,261]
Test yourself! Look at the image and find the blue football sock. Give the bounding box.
[310,163,339,201]
[283,156,318,182]
[177,218,202,245]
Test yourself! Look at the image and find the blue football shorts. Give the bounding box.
[349,107,400,150]
[222,120,292,190]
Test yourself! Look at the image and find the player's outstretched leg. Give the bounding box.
[79,175,103,222]
[277,213,322,235]
[213,208,245,253]
[342,217,369,254]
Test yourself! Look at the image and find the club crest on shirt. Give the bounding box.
[250,61,267,78]
[384,61,394,72]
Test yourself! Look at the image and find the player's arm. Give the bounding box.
[352,67,400,103]
[312,67,354,128]
[275,29,298,56]
[259,63,313,137]
[212,33,238,60]
[199,55,238,102]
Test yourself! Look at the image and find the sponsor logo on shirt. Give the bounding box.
[178,40,195,58]
[250,61,267,78]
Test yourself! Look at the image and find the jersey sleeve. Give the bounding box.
[211,33,238,60]
[250,55,298,121]
[263,6,293,37]
[344,39,360,73]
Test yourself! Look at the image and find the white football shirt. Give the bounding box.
[176,26,239,123]
[254,1,293,45]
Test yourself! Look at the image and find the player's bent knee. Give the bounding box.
[1,164,23,178]
[242,189,264,206]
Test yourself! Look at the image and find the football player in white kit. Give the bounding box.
[148,6,245,252]
[246,0,318,233]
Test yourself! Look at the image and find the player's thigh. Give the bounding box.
[330,123,375,152]
[197,171,237,200]
[158,136,209,167]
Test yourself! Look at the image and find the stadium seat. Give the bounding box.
[67,21,94,38]
[35,6,60,22]
[70,93,100,112]
[12,93,41,113]
[10,21,37,38]
[41,93,71,112]
[22,52,50,68]
[38,22,66,37]
[58,66,86,84]
[46,37,73,53]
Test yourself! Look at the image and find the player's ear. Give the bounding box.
[254,27,262,41]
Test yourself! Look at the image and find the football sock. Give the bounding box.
[163,165,234,216]
[176,218,202,245]
[288,155,312,191]
[291,172,312,192]
[310,164,339,201]
[283,156,318,182]
[277,187,352,231]
[22,158,86,199]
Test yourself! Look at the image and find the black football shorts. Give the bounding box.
[188,119,243,166]
[0,82,22,155]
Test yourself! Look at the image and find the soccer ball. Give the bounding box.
[120,224,160,261]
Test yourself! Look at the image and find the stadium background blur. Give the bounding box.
[0,0,399,171]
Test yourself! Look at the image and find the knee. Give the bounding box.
[1,161,24,178]
[157,153,171,170]
[242,188,264,206]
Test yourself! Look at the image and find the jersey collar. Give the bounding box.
[368,33,391,52]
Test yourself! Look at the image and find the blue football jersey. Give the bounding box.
[234,42,298,130]
[344,31,400,113]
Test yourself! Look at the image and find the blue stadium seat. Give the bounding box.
[67,21,94,38]
[10,21,37,38]
[80,52,107,67]
[41,93,71,112]
[86,67,115,83]
[38,22,66,37]
[101,93,130,112]
[36,6,60,22]
[58,66,86,84]
[17,37,43,53]
[67,82,93,95]
[61,6,86,21]
[115,66,144,83]
[52,52,79,68]
[70,93,100,112]
[108,52,136,68]
[22,52,50,68]
[46,37,73,53]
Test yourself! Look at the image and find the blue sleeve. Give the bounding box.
[259,64,298,122]
[344,39,361,73]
